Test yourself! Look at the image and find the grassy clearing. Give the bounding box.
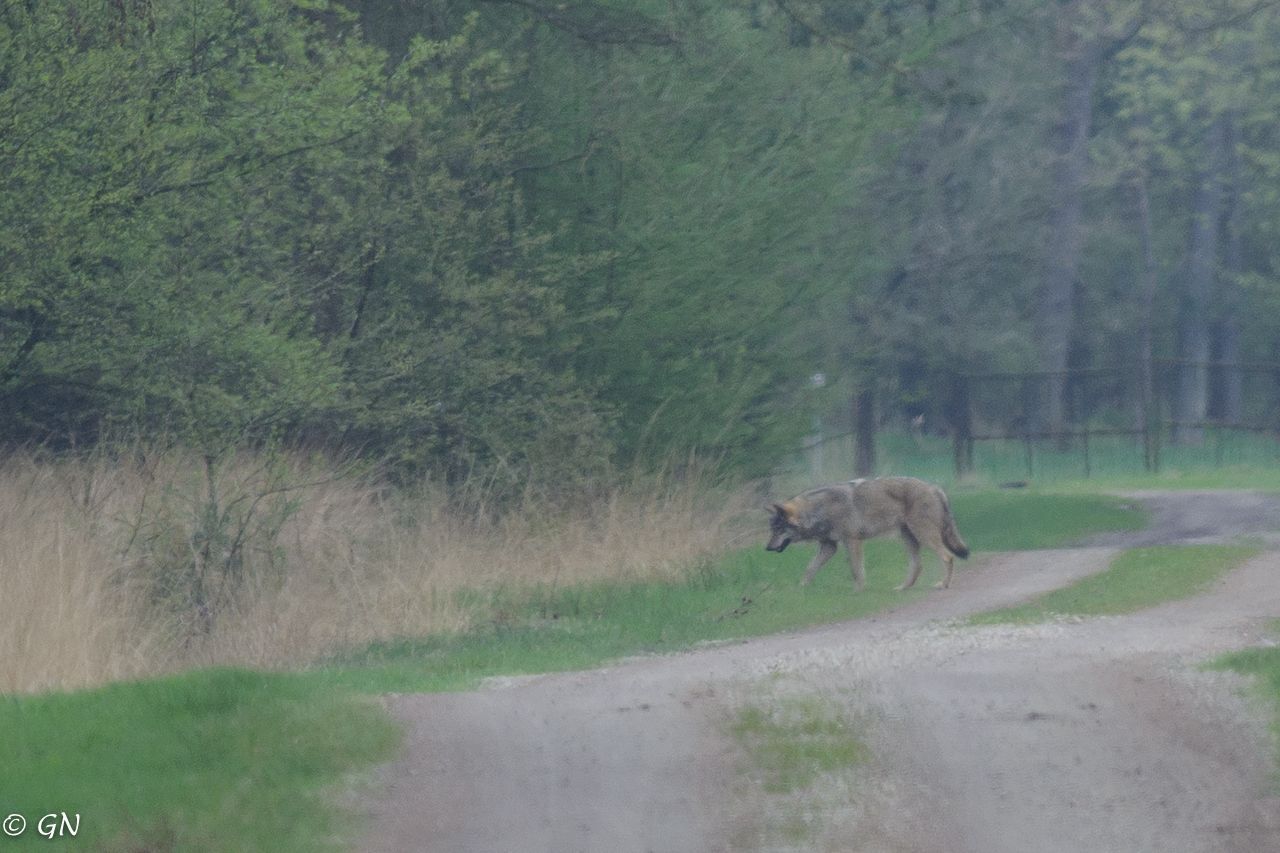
[946,491,1144,550]
[969,545,1258,625]
[0,668,398,852]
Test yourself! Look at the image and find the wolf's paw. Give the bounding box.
[933,581,949,589]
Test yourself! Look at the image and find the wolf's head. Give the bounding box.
[765,503,795,552]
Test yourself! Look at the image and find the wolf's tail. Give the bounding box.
[936,488,970,559]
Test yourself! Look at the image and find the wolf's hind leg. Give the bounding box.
[934,546,955,589]
[896,524,923,590]
[845,538,865,591]
[802,539,837,586]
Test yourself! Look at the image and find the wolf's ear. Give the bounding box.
[769,502,793,521]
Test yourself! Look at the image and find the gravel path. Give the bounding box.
[360,491,1280,853]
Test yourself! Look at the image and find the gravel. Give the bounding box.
[360,491,1280,853]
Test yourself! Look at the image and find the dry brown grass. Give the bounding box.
[0,449,752,694]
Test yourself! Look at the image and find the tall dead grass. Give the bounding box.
[0,449,753,694]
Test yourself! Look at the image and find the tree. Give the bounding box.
[0,0,382,450]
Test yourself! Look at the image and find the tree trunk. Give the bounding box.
[1036,3,1099,442]
[1218,115,1244,425]
[1132,170,1158,468]
[1175,115,1229,445]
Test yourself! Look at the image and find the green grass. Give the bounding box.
[969,545,1258,625]
[0,668,399,852]
[948,491,1144,550]
[730,695,868,794]
[1049,466,1280,493]
[1214,642,1280,777]
[319,539,930,693]
[782,429,1280,492]
[319,490,1144,693]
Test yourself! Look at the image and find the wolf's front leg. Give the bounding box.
[801,540,837,585]
[897,526,923,591]
[845,538,865,591]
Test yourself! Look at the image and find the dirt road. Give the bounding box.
[360,492,1280,852]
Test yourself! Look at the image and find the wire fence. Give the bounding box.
[790,360,1280,486]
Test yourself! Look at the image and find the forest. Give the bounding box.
[4,0,1280,491]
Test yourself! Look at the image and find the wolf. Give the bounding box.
[765,476,970,591]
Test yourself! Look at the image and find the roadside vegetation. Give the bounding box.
[0,447,1143,847]
[0,669,398,852]
[322,489,1143,693]
[0,449,1144,696]
[1214,641,1280,775]
[969,545,1259,625]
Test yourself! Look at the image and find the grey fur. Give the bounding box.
[766,476,970,592]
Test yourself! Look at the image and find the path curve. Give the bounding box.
[360,491,1280,852]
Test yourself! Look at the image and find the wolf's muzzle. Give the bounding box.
[765,537,791,553]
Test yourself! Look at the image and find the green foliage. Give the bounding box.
[0,1,374,448]
[0,668,399,851]
[9,0,1280,484]
[0,2,612,487]
[510,3,885,472]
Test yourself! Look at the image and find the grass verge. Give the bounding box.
[1213,642,1280,773]
[0,668,399,852]
[969,545,1258,625]
[320,490,1144,692]
[946,491,1144,550]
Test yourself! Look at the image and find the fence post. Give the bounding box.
[1151,361,1162,472]
[1139,360,1156,472]
[853,386,876,477]
[1021,377,1036,478]
[808,414,823,483]
[806,372,827,482]
[950,374,972,478]
[1082,422,1091,478]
